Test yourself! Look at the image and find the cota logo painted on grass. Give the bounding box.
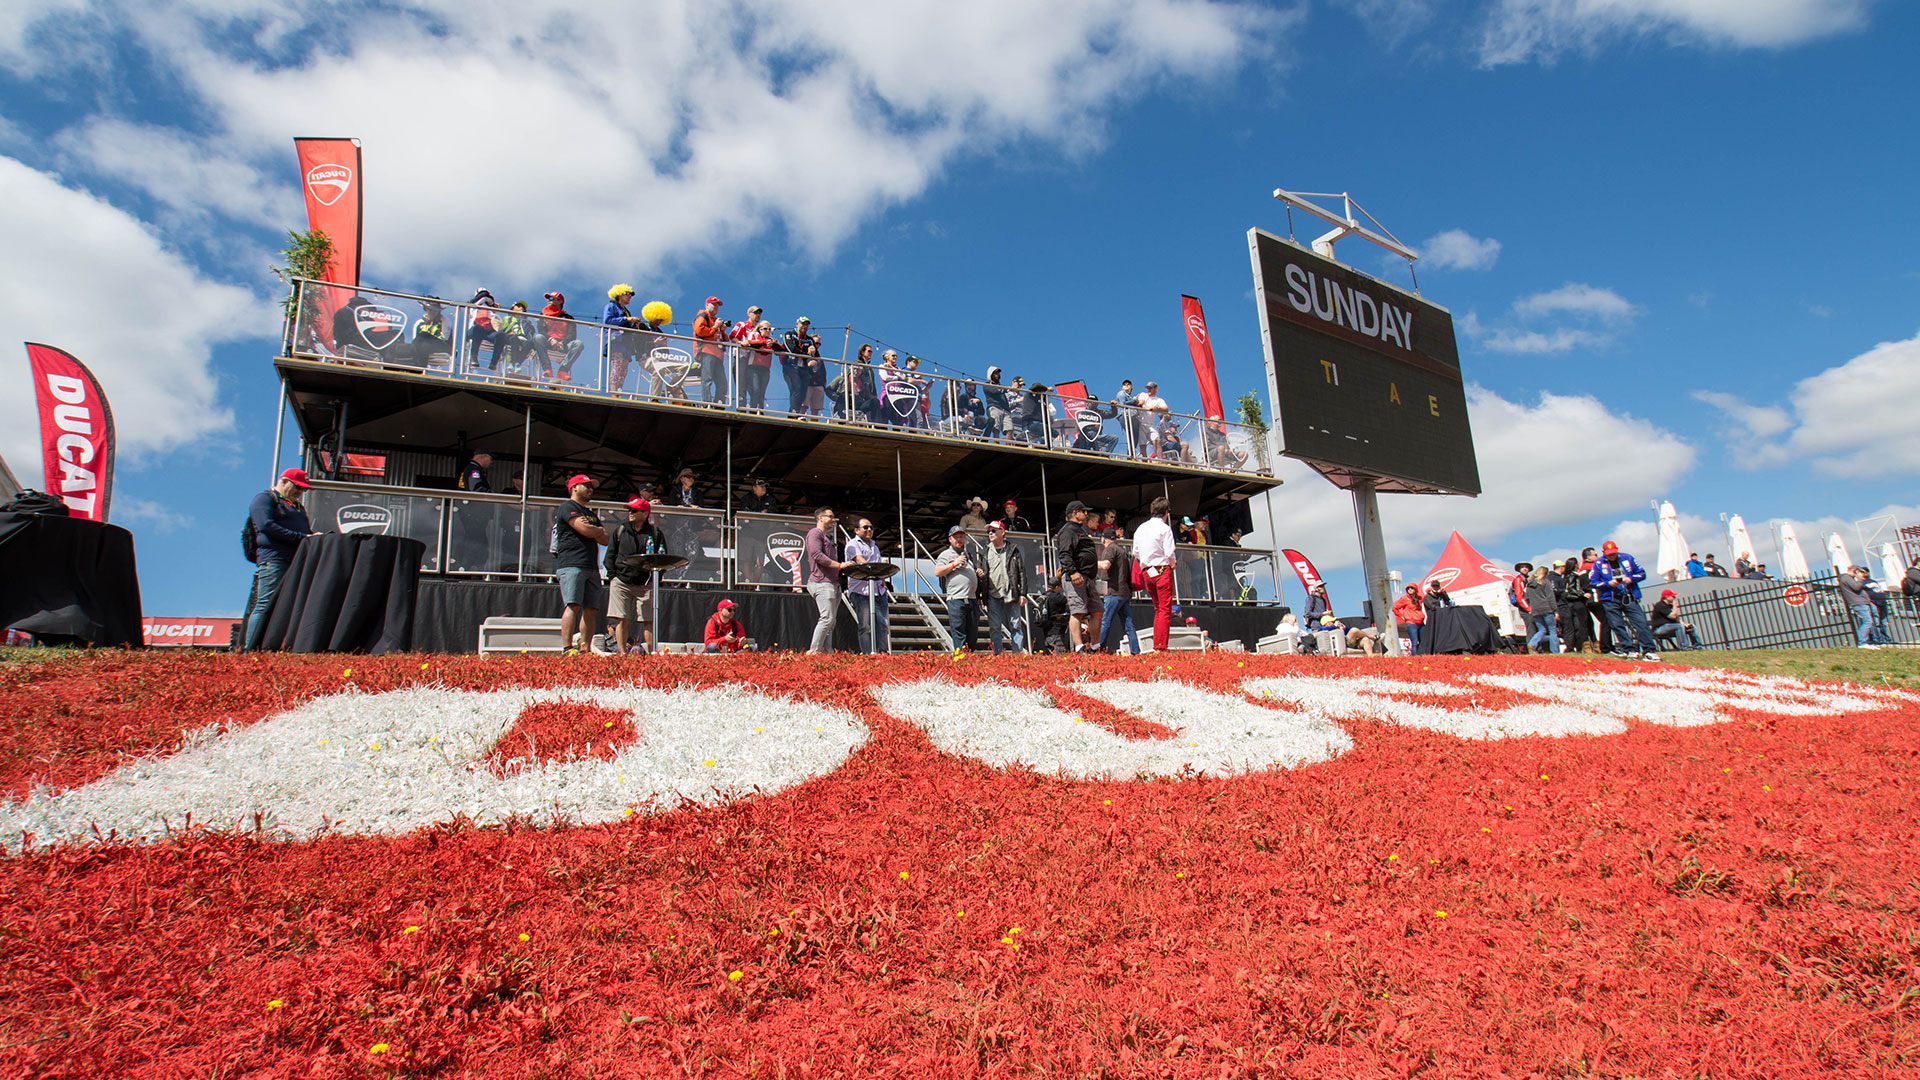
[3,671,1907,852]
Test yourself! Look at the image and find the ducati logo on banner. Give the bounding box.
[1232,559,1253,589]
[768,532,804,580]
[24,342,116,522]
[355,305,407,351]
[883,379,920,420]
[337,505,393,535]
[647,347,694,388]
[1186,312,1208,344]
[304,163,353,207]
[1074,408,1104,441]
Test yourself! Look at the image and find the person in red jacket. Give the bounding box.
[704,599,750,653]
[1391,584,1425,653]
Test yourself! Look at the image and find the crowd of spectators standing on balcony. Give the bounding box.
[308,281,1257,469]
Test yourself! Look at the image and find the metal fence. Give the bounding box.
[284,279,1272,479]
[1664,571,1917,650]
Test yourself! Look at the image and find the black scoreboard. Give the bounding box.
[1248,229,1481,496]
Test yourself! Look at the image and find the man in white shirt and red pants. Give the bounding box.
[1131,496,1177,651]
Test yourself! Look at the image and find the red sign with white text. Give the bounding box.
[1281,548,1326,600]
[142,618,243,648]
[293,137,364,349]
[1181,295,1225,422]
[25,342,116,522]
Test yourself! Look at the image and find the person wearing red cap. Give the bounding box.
[704,599,750,652]
[1589,539,1660,660]
[692,296,729,404]
[1649,589,1700,651]
[553,475,610,655]
[603,497,669,655]
[241,468,313,650]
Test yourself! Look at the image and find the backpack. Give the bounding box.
[3,489,71,517]
[242,517,259,563]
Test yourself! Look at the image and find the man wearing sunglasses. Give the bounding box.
[844,517,889,653]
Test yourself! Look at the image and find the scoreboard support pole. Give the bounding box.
[1351,479,1402,656]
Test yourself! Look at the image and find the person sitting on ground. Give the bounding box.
[704,599,750,653]
[1345,623,1383,656]
[1649,589,1700,651]
[1035,575,1071,654]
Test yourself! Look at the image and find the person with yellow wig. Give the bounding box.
[604,284,643,392]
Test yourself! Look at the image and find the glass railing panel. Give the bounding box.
[1173,546,1214,601]
[445,495,545,576]
[303,483,444,572]
[1206,546,1279,605]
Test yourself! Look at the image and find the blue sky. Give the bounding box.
[3,0,1916,617]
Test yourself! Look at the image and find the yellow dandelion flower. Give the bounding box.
[954,911,966,918]
[1433,911,1448,918]
[899,871,910,880]
[402,925,419,934]
[1481,827,1491,832]
[1387,854,1399,861]
[1103,799,1111,805]
[369,742,381,750]
[704,759,715,767]
[1000,936,1015,945]
[265,999,284,1010]
[605,720,615,728]
[728,970,744,982]
[623,808,635,816]
[768,928,780,937]
[1762,785,1771,792]
[518,933,530,942]
[419,662,429,670]
[318,739,328,746]
[342,668,353,678]
[1011,927,1022,934]
[1722,767,1732,773]
[370,1043,389,1054]
[1540,774,1549,780]
[1176,871,1186,878]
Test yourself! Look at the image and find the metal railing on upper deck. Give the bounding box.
[284,279,1273,479]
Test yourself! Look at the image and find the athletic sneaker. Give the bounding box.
[1639,652,1663,661]
[561,645,582,657]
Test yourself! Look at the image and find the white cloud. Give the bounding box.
[1418,228,1502,271]
[116,497,195,534]
[54,118,301,233]
[0,155,272,481]
[1480,0,1877,65]
[1511,282,1635,321]
[1465,282,1636,354]
[7,1,1291,294]
[1249,385,1695,574]
[1692,331,1920,476]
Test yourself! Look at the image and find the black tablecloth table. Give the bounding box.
[0,510,144,646]
[1416,605,1502,655]
[259,532,423,654]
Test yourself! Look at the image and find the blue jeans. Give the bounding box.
[1404,623,1422,652]
[1100,594,1140,654]
[852,590,890,653]
[1527,613,1560,653]
[1605,595,1657,654]
[1653,623,1699,650]
[1851,603,1876,646]
[986,594,1025,654]
[946,597,979,651]
[242,557,288,650]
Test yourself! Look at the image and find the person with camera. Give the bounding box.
[1649,589,1700,651]
[1589,539,1660,660]
[741,314,777,410]
[692,295,730,404]
[241,468,313,650]
[784,316,824,417]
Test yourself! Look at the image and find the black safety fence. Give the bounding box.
[1663,571,1916,651]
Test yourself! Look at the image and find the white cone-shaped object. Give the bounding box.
[1827,532,1854,574]
[1655,502,1691,579]
[1779,522,1812,582]
[1726,514,1757,570]
[1881,543,1904,584]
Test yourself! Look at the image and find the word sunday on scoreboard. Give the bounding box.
[1248,229,1481,496]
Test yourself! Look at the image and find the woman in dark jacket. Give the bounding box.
[1523,566,1561,653]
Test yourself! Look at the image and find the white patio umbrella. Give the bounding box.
[1725,514,1758,571]
[1826,532,1854,574]
[1881,543,1904,584]
[1778,522,1812,582]
[1655,502,1691,580]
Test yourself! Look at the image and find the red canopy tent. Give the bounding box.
[1418,531,1523,635]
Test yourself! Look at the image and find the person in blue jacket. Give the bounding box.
[243,468,314,650]
[1589,539,1660,660]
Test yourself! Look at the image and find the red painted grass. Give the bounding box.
[1,651,1917,1078]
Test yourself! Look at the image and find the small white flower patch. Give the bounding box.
[1240,676,1629,739]
[2,684,865,852]
[871,677,1352,779]
[1468,669,1908,727]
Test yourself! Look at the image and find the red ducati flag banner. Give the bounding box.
[1181,295,1225,421]
[25,342,116,522]
[293,137,363,348]
[1281,548,1326,601]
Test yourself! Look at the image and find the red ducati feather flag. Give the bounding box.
[1181,295,1225,421]
[25,342,116,522]
[293,137,364,349]
[1281,549,1326,603]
